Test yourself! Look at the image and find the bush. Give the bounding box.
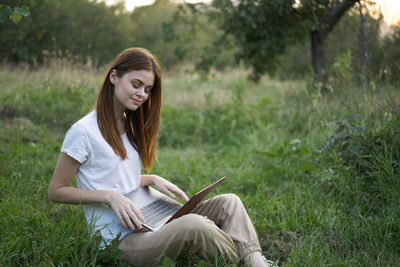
[321,113,400,212]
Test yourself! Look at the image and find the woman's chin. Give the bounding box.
[126,105,140,111]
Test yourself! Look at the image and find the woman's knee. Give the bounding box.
[176,214,238,261]
[173,213,223,245]
[178,214,215,233]
[217,193,243,207]
[223,193,241,202]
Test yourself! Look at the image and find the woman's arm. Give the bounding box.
[48,152,145,230]
[48,152,112,204]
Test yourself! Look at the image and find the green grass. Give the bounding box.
[0,62,399,266]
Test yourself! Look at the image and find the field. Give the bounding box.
[0,61,399,266]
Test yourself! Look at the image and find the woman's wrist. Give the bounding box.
[104,190,117,204]
[150,174,160,184]
[140,174,158,187]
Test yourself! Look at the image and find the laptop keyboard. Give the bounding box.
[140,198,182,228]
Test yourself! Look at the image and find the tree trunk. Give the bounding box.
[308,0,360,85]
[311,30,327,84]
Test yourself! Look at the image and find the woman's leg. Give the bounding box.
[117,213,239,267]
[191,193,264,264]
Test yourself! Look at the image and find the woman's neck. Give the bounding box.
[113,97,126,135]
[113,110,126,136]
[116,118,125,135]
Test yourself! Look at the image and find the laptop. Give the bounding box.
[124,176,226,231]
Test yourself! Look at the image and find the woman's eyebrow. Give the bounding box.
[132,78,153,88]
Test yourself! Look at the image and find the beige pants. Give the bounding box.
[117,193,262,267]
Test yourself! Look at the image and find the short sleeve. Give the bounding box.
[61,123,90,164]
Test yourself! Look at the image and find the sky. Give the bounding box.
[375,0,400,25]
[105,0,399,25]
[105,0,210,11]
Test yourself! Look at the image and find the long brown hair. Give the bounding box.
[96,47,162,172]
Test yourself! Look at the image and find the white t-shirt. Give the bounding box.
[61,110,141,247]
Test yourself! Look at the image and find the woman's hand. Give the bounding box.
[152,175,189,202]
[105,191,145,230]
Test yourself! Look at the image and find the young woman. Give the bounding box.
[48,47,271,267]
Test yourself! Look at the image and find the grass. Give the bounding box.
[0,61,399,266]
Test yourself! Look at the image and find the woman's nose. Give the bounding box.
[136,87,145,97]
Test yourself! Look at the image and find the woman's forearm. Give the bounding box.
[48,152,118,205]
[50,172,161,204]
[48,185,115,204]
[49,174,157,204]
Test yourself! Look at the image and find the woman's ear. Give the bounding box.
[109,69,117,85]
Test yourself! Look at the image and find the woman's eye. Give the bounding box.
[132,83,139,88]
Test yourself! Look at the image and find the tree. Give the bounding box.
[128,0,188,68]
[158,0,235,71]
[166,0,360,83]
[0,0,130,65]
[305,0,360,83]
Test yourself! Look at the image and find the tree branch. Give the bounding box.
[303,0,320,30]
[320,0,359,36]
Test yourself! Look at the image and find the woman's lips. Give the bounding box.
[132,99,142,105]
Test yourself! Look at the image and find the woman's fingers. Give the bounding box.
[121,210,135,230]
[154,176,189,202]
[109,193,145,230]
[117,212,128,229]
[175,187,189,202]
[164,186,176,199]
[167,185,189,202]
[121,208,144,230]
[126,208,143,230]
[157,184,175,199]
[131,205,145,223]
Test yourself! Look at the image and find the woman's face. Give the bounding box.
[110,69,154,113]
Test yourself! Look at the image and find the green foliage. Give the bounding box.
[210,0,310,81]
[0,4,30,23]
[328,50,354,87]
[0,0,130,65]
[0,0,235,71]
[0,119,126,266]
[1,0,399,88]
[161,1,235,71]
[1,65,400,266]
[159,77,250,148]
[164,0,363,82]
[324,4,386,86]
[224,0,400,85]
[0,83,96,130]
[315,113,400,264]
[276,42,311,80]
[372,24,400,84]
[322,114,400,207]
[129,0,181,68]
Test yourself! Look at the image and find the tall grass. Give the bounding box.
[0,61,399,266]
